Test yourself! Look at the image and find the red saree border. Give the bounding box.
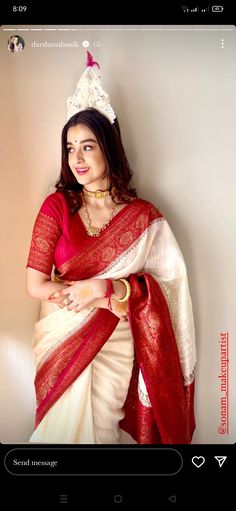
[35,309,119,427]
[57,199,163,280]
[120,272,195,444]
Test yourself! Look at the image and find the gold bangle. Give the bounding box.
[116,278,131,302]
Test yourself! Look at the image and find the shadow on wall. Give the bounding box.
[0,332,36,442]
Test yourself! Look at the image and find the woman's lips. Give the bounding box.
[75,167,89,175]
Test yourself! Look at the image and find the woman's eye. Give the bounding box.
[67,145,93,153]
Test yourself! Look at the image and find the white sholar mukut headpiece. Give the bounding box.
[66,51,116,124]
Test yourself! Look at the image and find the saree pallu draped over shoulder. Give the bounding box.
[30,198,196,444]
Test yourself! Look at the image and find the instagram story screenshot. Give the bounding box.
[0,2,235,507]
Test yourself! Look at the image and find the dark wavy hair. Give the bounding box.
[55,107,137,213]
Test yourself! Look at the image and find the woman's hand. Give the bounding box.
[89,297,129,321]
[48,279,107,313]
[110,299,129,321]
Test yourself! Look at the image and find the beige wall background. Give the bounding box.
[0,26,235,443]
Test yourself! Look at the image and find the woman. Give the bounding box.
[8,35,24,53]
[26,107,196,444]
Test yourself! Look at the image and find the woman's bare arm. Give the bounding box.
[25,267,68,303]
[89,297,128,321]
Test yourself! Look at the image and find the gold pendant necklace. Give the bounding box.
[82,199,118,237]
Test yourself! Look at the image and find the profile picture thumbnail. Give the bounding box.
[8,35,25,53]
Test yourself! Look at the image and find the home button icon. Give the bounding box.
[114,494,123,504]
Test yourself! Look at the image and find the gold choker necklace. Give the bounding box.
[83,188,111,199]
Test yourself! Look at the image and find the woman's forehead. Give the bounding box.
[67,124,94,137]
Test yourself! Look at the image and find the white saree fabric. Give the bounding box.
[29,217,196,443]
[30,318,135,443]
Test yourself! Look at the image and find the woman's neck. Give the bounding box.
[82,193,114,209]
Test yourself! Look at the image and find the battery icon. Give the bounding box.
[212,5,224,12]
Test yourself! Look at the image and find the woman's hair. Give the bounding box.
[55,107,137,213]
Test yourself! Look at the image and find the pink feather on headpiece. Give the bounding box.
[86,51,100,69]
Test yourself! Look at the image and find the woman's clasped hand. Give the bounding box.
[48,279,107,312]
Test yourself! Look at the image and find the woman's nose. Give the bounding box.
[75,149,84,162]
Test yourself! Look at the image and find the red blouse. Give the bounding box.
[26,192,158,279]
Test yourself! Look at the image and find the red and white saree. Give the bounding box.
[27,192,196,444]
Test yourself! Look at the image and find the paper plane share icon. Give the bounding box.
[214,456,227,467]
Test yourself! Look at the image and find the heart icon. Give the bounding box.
[192,456,205,468]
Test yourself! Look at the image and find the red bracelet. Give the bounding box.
[105,279,114,311]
